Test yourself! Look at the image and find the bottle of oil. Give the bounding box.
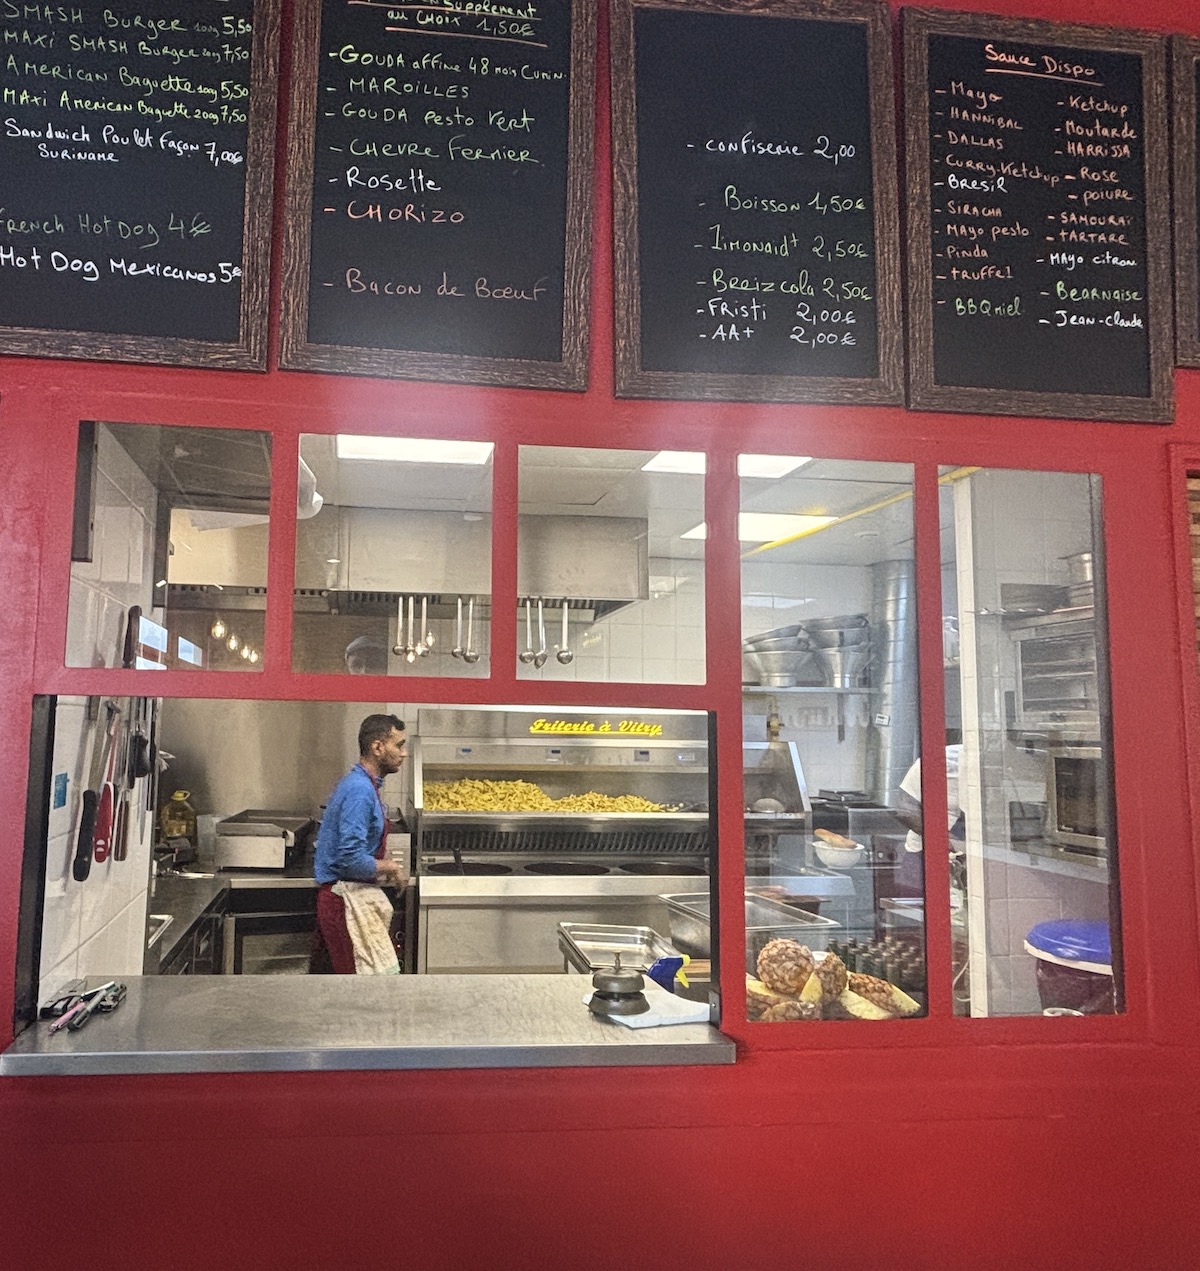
[160,790,197,846]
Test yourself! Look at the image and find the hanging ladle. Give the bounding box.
[556,600,574,665]
[399,594,411,655]
[451,596,464,659]
[519,598,536,664]
[462,597,480,664]
[405,595,417,663]
[533,598,548,668]
[417,595,431,657]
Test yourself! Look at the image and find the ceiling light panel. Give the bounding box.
[682,512,838,542]
[641,450,707,475]
[335,436,494,465]
[737,454,814,479]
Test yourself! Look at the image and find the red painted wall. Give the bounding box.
[3,2,1200,1267]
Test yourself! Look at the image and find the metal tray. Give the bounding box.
[660,892,839,957]
[557,923,679,973]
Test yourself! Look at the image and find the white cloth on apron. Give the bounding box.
[331,880,399,975]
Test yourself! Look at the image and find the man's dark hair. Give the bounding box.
[359,713,406,756]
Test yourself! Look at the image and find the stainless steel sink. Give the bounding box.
[146,913,174,950]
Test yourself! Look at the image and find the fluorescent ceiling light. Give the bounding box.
[641,450,706,475]
[738,454,813,479]
[641,452,814,478]
[335,435,494,465]
[682,512,838,542]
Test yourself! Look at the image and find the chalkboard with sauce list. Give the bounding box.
[0,0,278,370]
[1171,37,1200,368]
[280,0,594,390]
[610,0,902,405]
[904,9,1172,422]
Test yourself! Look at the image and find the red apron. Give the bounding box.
[310,779,396,975]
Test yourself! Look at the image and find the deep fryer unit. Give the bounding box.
[407,706,714,973]
[407,706,713,867]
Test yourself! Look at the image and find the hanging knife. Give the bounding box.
[73,700,116,882]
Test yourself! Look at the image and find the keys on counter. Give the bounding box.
[41,981,127,1034]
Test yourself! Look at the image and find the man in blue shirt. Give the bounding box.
[311,714,408,973]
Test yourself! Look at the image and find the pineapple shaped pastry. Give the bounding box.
[755,939,815,995]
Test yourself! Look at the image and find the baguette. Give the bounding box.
[814,828,859,850]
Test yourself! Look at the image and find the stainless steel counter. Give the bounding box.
[149,874,226,954]
[222,872,321,889]
[0,976,733,1076]
[418,874,705,901]
[149,870,323,967]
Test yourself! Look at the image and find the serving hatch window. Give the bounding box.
[739,458,927,1023]
[291,434,494,678]
[68,422,271,672]
[516,446,706,684]
[939,467,1122,1018]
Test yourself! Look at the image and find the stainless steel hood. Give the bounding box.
[167,509,649,617]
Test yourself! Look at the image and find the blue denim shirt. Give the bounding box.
[314,764,385,884]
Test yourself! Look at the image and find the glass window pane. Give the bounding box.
[292,434,493,677]
[740,458,925,1022]
[67,423,271,671]
[940,467,1121,1017]
[516,447,705,684]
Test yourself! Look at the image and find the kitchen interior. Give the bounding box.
[32,425,1119,1022]
[737,458,1119,1019]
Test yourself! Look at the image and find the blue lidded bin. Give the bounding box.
[1023,920,1114,1015]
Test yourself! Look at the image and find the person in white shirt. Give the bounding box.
[894,743,965,899]
[897,743,964,854]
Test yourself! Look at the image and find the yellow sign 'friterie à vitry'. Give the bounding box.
[528,718,664,737]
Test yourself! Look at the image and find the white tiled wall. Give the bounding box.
[983,856,1110,1016]
[516,557,706,684]
[47,424,159,1000]
[67,425,158,668]
[741,560,872,641]
[39,696,156,1003]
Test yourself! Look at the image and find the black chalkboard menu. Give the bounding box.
[280,0,594,390]
[904,9,1172,422]
[0,0,278,370]
[610,0,902,405]
[1172,38,1200,368]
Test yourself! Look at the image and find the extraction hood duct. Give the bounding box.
[865,560,920,807]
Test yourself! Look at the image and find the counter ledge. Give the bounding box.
[1,975,734,1076]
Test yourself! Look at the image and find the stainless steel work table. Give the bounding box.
[1,976,734,1076]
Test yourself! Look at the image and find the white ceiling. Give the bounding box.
[299,436,927,567]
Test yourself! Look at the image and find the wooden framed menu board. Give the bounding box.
[280,0,594,390]
[0,0,278,370]
[1172,38,1200,368]
[904,9,1172,423]
[610,0,903,405]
